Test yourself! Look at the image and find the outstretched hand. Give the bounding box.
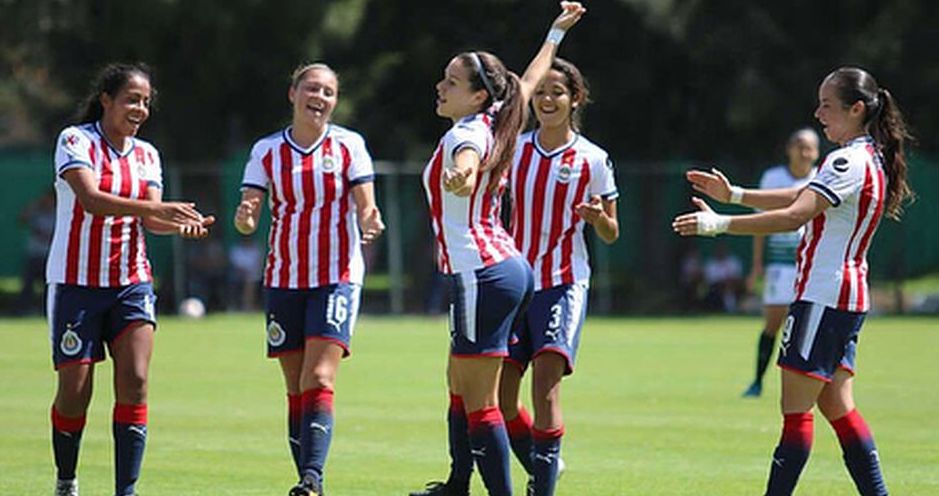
[178,215,216,239]
[153,201,204,224]
[672,197,727,237]
[553,1,587,31]
[686,168,733,203]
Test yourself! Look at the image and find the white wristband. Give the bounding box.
[546,28,566,44]
[729,185,744,204]
[696,212,730,237]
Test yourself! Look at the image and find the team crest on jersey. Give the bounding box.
[267,317,287,346]
[557,164,573,183]
[60,328,83,356]
[321,155,338,173]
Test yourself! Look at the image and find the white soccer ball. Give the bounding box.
[178,297,206,319]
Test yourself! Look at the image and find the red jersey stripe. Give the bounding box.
[277,143,295,286]
[337,143,352,282]
[297,152,314,288]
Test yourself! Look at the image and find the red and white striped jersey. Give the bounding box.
[242,125,374,288]
[422,111,520,274]
[47,122,161,287]
[795,136,885,312]
[510,131,619,290]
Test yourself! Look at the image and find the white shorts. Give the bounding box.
[763,264,797,306]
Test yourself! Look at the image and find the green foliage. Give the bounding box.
[2,315,938,494]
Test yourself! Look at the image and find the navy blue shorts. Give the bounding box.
[507,283,588,375]
[47,283,157,370]
[448,256,534,357]
[264,283,361,358]
[777,300,866,382]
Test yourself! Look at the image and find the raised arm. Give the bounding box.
[518,1,587,104]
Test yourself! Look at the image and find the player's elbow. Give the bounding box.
[75,192,109,216]
[600,224,619,244]
[778,210,810,231]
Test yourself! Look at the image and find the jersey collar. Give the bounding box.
[283,124,331,155]
[93,121,137,158]
[532,129,579,158]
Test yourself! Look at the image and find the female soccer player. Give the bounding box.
[500,57,619,496]
[233,62,384,496]
[742,128,819,398]
[48,62,212,496]
[673,66,912,496]
[411,4,586,496]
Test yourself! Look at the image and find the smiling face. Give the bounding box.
[99,74,151,139]
[289,67,338,129]
[435,57,487,121]
[532,69,578,130]
[814,78,866,145]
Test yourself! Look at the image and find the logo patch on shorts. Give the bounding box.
[267,318,286,347]
[60,328,83,356]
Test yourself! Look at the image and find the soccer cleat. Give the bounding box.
[742,382,763,398]
[288,474,324,496]
[408,479,470,496]
[54,479,78,496]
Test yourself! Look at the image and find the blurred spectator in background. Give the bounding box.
[228,236,263,311]
[186,233,228,312]
[16,189,55,315]
[704,241,744,312]
[679,244,705,311]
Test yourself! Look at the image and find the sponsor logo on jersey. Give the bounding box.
[60,328,83,356]
[832,157,850,173]
[267,317,287,346]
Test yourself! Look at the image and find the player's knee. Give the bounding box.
[117,370,149,403]
[306,366,336,390]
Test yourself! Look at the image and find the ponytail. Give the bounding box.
[870,88,914,220]
[825,66,914,220]
[485,72,525,189]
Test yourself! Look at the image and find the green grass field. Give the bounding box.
[2,315,937,495]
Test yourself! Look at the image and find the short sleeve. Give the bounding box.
[143,147,163,190]
[241,142,270,191]
[808,152,863,207]
[54,127,93,174]
[589,153,619,200]
[444,120,489,163]
[345,133,375,186]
